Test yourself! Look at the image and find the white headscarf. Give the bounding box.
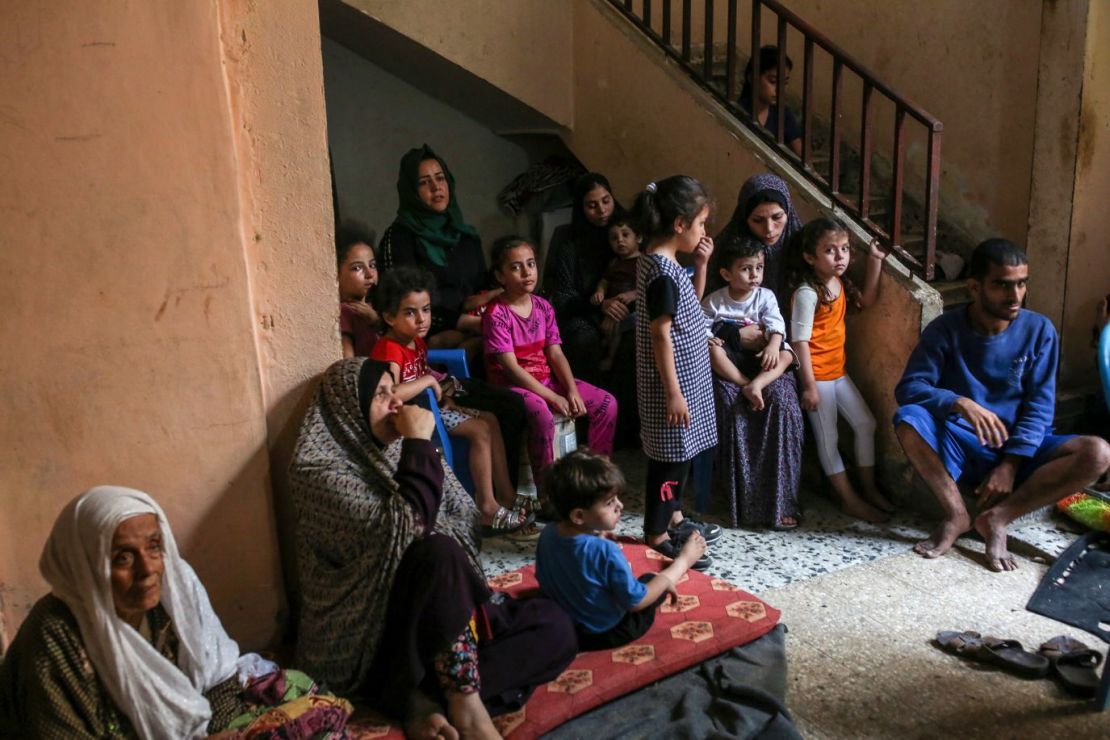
[39,486,241,739]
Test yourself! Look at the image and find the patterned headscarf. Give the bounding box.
[288,357,480,693]
[39,486,241,739]
[715,173,802,295]
[393,144,479,267]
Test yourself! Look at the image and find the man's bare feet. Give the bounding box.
[913,512,970,559]
[446,690,500,740]
[974,508,1018,571]
[741,382,766,411]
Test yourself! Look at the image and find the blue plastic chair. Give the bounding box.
[422,349,475,493]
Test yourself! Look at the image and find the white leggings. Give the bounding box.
[806,375,876,475]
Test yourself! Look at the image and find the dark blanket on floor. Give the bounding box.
[545,624,800,739]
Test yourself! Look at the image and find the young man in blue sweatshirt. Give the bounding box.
[894,239,1110,572]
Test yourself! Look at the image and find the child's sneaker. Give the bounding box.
[648,537,713,571]
[668,516,722,544]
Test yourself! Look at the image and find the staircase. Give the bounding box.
[609,0,948,282]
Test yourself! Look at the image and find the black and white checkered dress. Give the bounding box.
[635,254,718,462]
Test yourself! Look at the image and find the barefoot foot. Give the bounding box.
[405,711,459,740]
[840,497,890,524]
[860,484,896,514]
[913,513,970,559]
[974,509,1017,572]
[446,691,500,740]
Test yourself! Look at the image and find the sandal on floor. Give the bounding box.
[1040,635,1104,697]
[480,507,535,538]
[935,630,1050,679]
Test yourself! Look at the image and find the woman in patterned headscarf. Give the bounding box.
[289,358,575,736]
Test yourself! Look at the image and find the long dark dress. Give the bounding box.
[712,374,804,528]
[544,225,640,445]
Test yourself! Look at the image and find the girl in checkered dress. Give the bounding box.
[633,176,722,569]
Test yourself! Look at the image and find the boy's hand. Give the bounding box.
[665,392,690,427]
[678,531,707,567]
[693,236,714,267]
[758,334,783,371]
[591,289,605,306]
[617,290,637,305]
[800,385,820,411]
[394,405,436,440]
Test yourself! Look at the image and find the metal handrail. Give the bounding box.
[614,0,943,280]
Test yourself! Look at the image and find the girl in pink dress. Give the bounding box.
[482,237,618,498]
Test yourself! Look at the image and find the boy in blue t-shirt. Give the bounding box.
[535,449,707,651]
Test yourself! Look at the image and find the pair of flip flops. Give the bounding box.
[935,630,1104,696]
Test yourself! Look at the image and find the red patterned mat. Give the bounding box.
[348,540,780,738]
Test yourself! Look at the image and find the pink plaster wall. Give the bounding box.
[0,1,336,649]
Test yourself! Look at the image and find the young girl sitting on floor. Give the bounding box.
[787,219,894,522]
[591,211,643,372]
[370,266,530,536]
[482,236,618,501]
[632,176,722,568]
[337,221,380,358]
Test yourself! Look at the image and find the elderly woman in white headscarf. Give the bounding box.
[0,486,350,738]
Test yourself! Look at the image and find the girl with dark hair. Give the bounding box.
[787,219,893,522]
[631,176,722,569]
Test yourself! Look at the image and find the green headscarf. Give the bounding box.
[394,144,479,267]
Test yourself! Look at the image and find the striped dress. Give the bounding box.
[635,253,718,462]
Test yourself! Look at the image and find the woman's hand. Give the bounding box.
[665,392,690,427]
[800,385,820,411]
[601,297,630,322]
[738,324,767,351]
[394,405,436,440]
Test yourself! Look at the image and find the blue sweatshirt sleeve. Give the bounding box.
[895,318,960,416]
[1004,322,1058,458]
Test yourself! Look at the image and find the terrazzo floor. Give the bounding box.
[479,449,1081,597]
[479,449,1107,738]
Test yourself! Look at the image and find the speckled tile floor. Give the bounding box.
[479,449,1081,597]
[479,450,1107,738]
